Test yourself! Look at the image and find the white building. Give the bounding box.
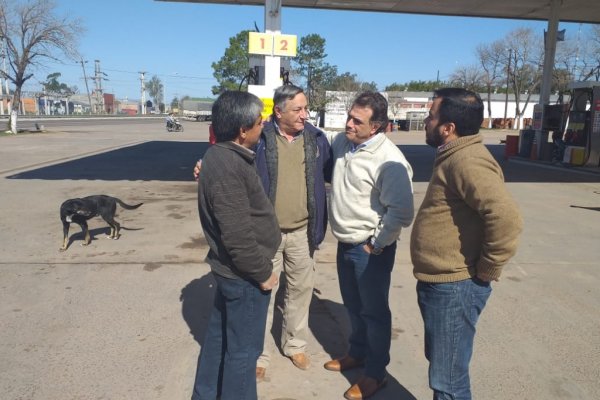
[324,90,562,130]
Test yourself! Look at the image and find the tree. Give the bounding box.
[503,28,544,129]
[476,40,505,127]
[41,72,76,115]
[0,0,82,133]
[145,75,163,112]
[211,30,250,94]
[328,72,377,92]
[449,65,484,91]
[384,80,444,92]
[293,34,337,113]
[42,72,77,95]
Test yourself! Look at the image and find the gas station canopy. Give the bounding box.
[158,0,600,24]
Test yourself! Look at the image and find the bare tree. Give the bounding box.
[503,28,544,129]
[0,0,82,133]
[477,40,505,128]
[449,65,483,90]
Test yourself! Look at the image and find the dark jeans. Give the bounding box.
[417,278,492,400]
[191,274,271,400]
[336,241,396,381]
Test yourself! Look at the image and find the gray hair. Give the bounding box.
[211,91,263,142]
[273,84,305,112]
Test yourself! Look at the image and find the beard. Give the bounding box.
[425,127,444,148]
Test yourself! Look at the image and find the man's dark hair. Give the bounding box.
[273,84,305,115]
[211,91,263,142]
[433,88,484,136]
[351,91,389,133]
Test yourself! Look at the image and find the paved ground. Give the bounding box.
[1,118,599,400]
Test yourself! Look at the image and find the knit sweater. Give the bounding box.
[198,141,281,284]
[327,132,414,246]
[410,134,523,283]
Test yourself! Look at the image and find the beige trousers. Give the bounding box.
[257,227,315,368]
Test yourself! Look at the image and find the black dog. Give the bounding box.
[60,195,143,251]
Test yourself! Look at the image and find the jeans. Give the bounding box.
[337,241,396,381]
[191,274,271,400]
[417,278,492,400]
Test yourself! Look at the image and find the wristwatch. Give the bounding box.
[369,237,383,255]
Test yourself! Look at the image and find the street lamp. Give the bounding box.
[503,48,513,129]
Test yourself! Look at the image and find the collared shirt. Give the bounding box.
[437,141,452,153]
[273,119,304,142]
[349,133,381,154]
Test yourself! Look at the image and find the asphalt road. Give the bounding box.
[1,119,599,400]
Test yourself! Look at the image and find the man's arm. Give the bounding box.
[371,159,415,248]
[453,158,523,281]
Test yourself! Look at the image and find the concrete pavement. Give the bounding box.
[1,119,599,400]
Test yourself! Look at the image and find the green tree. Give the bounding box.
[211,30,250,94]
[385,80,444,92]
[145,75,164,112]
[293,33,338,113]
[43,72,77,96]
[0,0,82,133]
[328,72,377,92]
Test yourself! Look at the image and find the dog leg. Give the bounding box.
[104,216,121,240]
[80,222,91,246]
[112,220,121,240]
[60,221,70,252]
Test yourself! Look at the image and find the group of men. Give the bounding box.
[192,85,523,400]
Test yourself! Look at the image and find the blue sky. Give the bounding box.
[33,0,588,101]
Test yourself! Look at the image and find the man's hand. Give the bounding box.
[259,272,279,291]
[193,159,202,181]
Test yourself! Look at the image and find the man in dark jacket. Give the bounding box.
[193,85,331,380]
[254,85,331,379]
[191,91,280,400]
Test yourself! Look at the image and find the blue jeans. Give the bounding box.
[337,241,396,381]
[191,274,271,400]
[417,278,492,400]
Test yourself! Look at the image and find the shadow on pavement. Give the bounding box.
[6,139,598,183]
[180,273,217,346]
[6,141,211,181]
[401,144,600,183]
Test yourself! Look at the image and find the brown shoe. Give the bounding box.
[323,355,365,372]
[256,367,266,382]
[289,352,311,370]
[343,376,388,400]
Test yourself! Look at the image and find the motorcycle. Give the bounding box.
[166,119,184,132]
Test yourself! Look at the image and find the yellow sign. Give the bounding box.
[261,98,274,120]
[248,32,273,55]
[249,32,297,57]
[273,34,297,57]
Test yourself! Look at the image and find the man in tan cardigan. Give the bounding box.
[410,88,522,400]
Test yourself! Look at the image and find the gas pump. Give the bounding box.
[560,82,600,167]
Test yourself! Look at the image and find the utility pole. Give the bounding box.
[93,60,107,114]
[80,58,93,114]
[139,72,146,115]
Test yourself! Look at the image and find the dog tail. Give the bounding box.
[115,199,143,210]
